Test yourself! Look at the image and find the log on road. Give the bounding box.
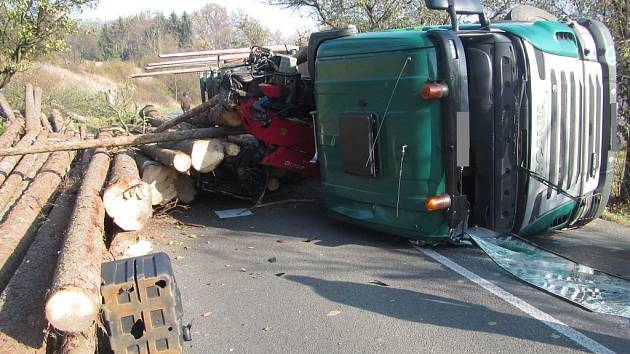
[0,148,76,289]
[45,145,111,333]
[103,149,153,231]
[0,166,81,352]
[141,144,192,173]
[0,129,50,213]
[135,154,178,205]
[0,126,245,157]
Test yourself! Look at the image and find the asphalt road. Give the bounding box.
[153,180,630,353]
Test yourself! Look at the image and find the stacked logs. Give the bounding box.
[0,85,85,353]
[0,88,249,353]
[134,103,242,209]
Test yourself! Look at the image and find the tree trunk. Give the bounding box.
[49,109,63,132]
[152,95,218,132]
[0,129,50,213]
[160,139,225,173]
[141,144,192,173]
[59,326,96,354]
[189,103,241,128]
[0,116,24,148]
[0,147,76,289]
[175,174,197,203]
[103,149,153,231]
[45,145,111,333]
[0,166,80,352]
[135,154,178,205]
[0,126,244,157]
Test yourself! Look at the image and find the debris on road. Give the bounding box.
[215,208,254,219]
[268,256,277,263]
[326,310,341,317]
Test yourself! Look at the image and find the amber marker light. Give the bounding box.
[421,82,449,100]
[425,194,451,211]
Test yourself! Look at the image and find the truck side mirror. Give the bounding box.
[424,0,490,30]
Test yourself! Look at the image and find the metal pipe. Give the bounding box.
[129,67,211,78]
[146,53,250,67]
[158,44,298,58]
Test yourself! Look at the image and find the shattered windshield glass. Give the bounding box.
[468,230,630,319]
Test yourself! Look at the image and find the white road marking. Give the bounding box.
[418,248,616,354]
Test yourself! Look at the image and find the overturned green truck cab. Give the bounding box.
[312,2,617,243]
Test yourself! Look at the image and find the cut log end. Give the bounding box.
[223,142,240,156]
[267,176,281,192]
[45,290,98,333]
[173,153,192,173]
[103,178,153,231]
[191,139,224,173]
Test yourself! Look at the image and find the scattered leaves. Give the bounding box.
[262,326,272,331]
[188,234,197,239]
[240,268,247,272]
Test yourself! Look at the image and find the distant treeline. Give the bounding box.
[67,3,295,64]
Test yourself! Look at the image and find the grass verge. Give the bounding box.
[602,202,630,226]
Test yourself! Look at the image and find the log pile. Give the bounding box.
[0,86,262,352]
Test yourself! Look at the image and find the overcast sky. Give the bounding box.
[79,0,318,36]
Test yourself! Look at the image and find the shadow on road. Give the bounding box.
[284,274,625,350]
